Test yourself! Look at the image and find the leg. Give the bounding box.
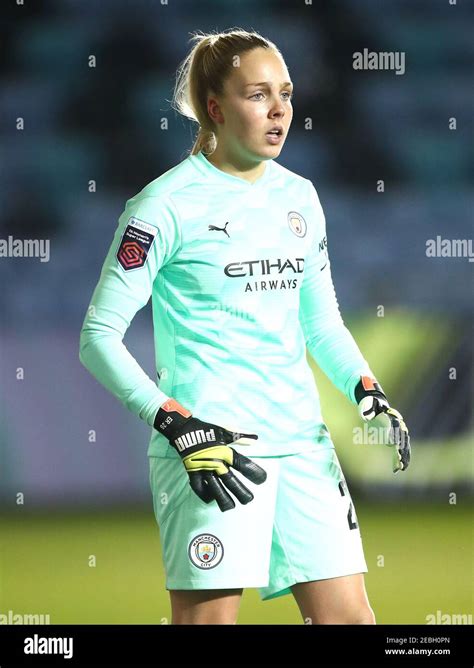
[291,573,375,624]
[170,588,243,624]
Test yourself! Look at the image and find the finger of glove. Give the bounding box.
[386,409,408,438]
[231,431,258,442]
[189,420,258,446]
[230,450,267,485]
[392,435,411,473]
[188,470,215,503]
[387,414,404,447]
[206,473,237,512]
[189,470,236,511]
[392,445,403,473]
[399,434,411,471]
[387,415,411,472]
[208,424,242,445]
[218,469,254,505]
[217,428,259,445]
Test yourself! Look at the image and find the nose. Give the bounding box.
[270,102,285,118]
[269,99,285,119]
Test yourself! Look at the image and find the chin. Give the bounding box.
[256,143,284,160]
[265,144,284,157]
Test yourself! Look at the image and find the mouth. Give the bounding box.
[265,127,284,144]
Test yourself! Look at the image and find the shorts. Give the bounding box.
[148,446,368,601]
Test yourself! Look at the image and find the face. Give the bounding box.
[207,47,293,163]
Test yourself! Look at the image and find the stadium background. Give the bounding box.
[0,0,472,624]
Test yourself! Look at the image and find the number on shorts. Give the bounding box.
[338,480,358,530]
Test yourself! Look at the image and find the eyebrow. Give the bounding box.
[244,81,293,88]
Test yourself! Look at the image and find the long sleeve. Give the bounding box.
[298,183,374,405]
[79,191,182,427]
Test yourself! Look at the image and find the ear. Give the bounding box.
[207,95,224,125]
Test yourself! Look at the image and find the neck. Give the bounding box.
[204,146,267,184]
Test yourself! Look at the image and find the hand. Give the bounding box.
[154,399,267,511]
[355,376,411,473]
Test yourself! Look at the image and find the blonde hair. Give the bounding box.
[172,28,281,156]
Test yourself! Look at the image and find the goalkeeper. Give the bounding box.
[79,28,410,625]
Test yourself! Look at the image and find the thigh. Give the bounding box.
[169,588,243,624]
[149,454,281,591]
[261,447,368,602]
[279,447,363,541]
[291,573,375,624]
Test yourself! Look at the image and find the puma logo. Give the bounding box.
[208,221,230,238]
[174,429,216,452]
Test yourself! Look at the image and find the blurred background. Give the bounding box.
[0,0,472,624]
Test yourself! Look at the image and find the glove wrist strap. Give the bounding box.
[355,375,387,404]
[154,398,192,441]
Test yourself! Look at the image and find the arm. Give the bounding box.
[79,192,182,426]
[299,183,374,405]
[299,183,410,472]
[79,191,268,508]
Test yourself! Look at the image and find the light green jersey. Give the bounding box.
[79,150,374,457]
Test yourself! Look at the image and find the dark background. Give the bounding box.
[0,0,472,624]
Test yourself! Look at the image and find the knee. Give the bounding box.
[312,605,376,625]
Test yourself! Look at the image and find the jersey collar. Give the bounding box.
[190,150,274,189]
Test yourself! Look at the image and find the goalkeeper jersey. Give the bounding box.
[79,149,374,457]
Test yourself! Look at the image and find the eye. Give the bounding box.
[249,91,294,101]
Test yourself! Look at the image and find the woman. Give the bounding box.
[79,28,410,625]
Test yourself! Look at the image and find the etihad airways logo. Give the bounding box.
[223,257,305,293]
[224,257,304,278]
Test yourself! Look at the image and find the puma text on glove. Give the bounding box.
[154,399,267,511]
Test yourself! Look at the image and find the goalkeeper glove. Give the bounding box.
[355,376,411,473]
[154,399,267,512]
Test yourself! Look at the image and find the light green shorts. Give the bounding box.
[148,446,367,601]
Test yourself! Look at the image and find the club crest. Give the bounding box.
[287,211,307,237]
[188,533,224,569]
